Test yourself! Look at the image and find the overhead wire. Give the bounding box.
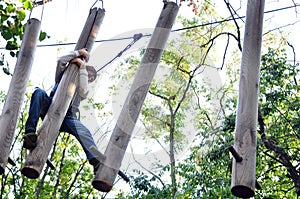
[96,33,144,73]
[2,3,300,72]
[173,4,300,33]
[95,3,300,73]
[1,3,298,50]
[1,2,300,72]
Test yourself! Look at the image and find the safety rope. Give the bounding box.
[40,0,45,22]
[28,0,50,23]
[28,0,36,21]
[91,0,104,10]
[96,33,143,73]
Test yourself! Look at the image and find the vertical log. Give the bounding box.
[21,8,105,179]
[231,0,265,198]
[75,8,104,50]
[0,18,41,174]
[92,2,179,192]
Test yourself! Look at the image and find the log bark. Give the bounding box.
[21,8,105,179]
[0,18,41,174]
[231,0,265,198]
[92,2,179,192]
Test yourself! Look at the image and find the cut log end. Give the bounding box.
[21,167,40,179]
[0,166,4,175]
[92,180,113,192]
[231,185,255,198]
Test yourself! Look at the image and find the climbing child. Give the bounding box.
[23,48,100,174]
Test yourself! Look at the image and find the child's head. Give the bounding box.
[86,65,97,83]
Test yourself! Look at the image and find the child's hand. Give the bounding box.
[78,48,89,61]
[70,57,85,68]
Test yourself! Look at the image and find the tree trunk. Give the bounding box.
[92,2,179,192]
[169,114,177,198]
[21,8,105,179]
[231,0,265,198]
[0,18,40,174]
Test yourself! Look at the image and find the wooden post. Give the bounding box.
[231,0,265,198]
[92,2,179,192]
[21,8,105,179]
[0,18,41,174]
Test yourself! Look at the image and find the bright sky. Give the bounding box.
[1,0,300,197]
[1,0,299,91]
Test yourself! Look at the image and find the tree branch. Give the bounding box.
[224,0,242,51]
[287,41,298,86]
[258,108,300,195]
[64,161,87,198]
[129,144,166,188]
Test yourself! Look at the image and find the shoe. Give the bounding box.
[89,158,100,175]
[23,132,37,150]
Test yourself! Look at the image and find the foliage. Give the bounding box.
[256,47,300,197]
[116,170,171,199]
[178,0,213,16]
[1,0,28,53]
[0,0,49,75]
[114,0,300,196]
[115,44,300,199]
[1,0,300,198]
[0,86,108,199]
[114,1,232,198]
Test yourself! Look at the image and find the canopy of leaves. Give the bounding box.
[116,43,300,199]
[1,0,300,198]
[1,0,32,55]
[115,1,300,198]
[0,0,49,74]
[0,87,109,199]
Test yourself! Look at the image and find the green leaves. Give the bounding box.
[5,40,18,50]
[2,28,13,40]
[0,0,49,74]
[23,0,33,10]
[0,0,49,75]
[5,4,16,13]
[1,1,25,50]
[17,9,26,21]
[39,31,50,41]
[0,1,27,77]
[0,88,104,198]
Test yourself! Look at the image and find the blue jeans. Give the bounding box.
[25,88,97,160]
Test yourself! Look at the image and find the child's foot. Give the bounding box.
[23,132,37,150]
[89,158,100,175]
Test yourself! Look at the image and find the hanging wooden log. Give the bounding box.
[92,2,179,192]
[21,8,105,179]
[231,0,265,198]
[0,18,41,174]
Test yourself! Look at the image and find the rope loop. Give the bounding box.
[91,0,104,10]
[28,0,50,22]
[28,0,37,21]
